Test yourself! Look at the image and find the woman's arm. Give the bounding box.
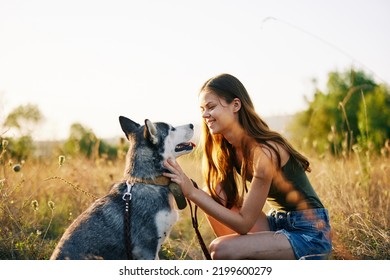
[163,148,275,234]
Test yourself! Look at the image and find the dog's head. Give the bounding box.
[119,116,195,178]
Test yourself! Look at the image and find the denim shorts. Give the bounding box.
[267,208,332,260]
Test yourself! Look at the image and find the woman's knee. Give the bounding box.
[209,238,222,260]
[209,237,233,260]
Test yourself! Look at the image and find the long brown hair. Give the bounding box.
[199,73,310,209]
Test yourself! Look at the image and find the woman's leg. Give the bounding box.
[209,232,296,260]
[203,184,295,259]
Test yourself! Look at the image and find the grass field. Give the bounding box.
[0,142,389,260]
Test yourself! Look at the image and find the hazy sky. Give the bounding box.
[1,0,389,140]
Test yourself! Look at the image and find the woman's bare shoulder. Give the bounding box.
[254,141,290,167]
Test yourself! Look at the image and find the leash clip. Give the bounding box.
[122,181,134,201]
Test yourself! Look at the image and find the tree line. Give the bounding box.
[288,68,390,156]
[1,68,389,161]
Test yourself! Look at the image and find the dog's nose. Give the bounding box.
[189,124,194,129]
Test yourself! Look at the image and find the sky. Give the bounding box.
[1,0,389,141]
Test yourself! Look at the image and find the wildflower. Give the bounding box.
[352,144,361,153]
[1,139,8,149]
[31,200,39,211]
[48,201,55,210]
[58,155,66,167]
[13,164,21,172]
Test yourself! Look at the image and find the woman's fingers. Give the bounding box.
[162,171,173,178]
[164,159,191,187]
[164,159,182,173]
[163,159,173,169]
[163,159,181,184]
[166,158,179,169]
[162,159,197,198]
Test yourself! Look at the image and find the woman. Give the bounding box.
[163,73,332,259]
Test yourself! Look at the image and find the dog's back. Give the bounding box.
[50,182,177,260]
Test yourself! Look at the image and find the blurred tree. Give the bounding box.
[3,104,43,137]
[1,104,43,160]
[7,136,34,161]
[63,123,118,159]
[63,123,97,158]
[357,84,390,150]
[289,69,390,155]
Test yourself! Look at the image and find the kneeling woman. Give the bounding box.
[164,73,332,260]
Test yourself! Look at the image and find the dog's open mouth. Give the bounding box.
[175,142,196,152]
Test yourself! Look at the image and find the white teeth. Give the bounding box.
[207,121,214,125]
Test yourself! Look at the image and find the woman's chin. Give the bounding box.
[209,128,220,135]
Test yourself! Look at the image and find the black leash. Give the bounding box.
[189,180,212,260]
[123,181,134,260]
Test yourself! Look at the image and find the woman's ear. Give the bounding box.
[232,98,241,112]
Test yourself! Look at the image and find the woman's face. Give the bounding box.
[199,90,239,135]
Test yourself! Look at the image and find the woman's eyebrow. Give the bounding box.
[200,101,214,109]
[200,102,208,109]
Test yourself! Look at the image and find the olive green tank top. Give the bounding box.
[266,156,324,212]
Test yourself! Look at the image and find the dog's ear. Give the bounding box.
[144,119,158,145]
[119,116,140,140]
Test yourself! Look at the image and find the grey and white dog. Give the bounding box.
[50,116,195,260]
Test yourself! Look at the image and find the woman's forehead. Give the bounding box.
[199,90,219,104]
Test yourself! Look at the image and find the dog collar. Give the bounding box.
[126,176,187,210]
[127,176,171,186]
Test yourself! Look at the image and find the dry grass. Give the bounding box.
[0,144,389,259]
[308,153,390,259]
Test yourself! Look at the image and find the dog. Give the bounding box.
[50,116,195,259]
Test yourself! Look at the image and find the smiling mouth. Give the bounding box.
[175,142,196,152]
[207,120,215,127]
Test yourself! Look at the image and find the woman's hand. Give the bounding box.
[163,158,196,198]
